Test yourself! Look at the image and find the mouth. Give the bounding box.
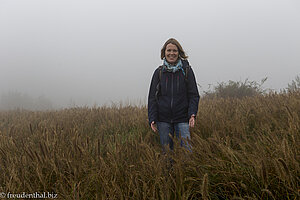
[168,56,176,59]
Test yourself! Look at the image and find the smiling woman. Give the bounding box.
[164,43,179,64]
[148,38,200,152]
[160,38,188,64]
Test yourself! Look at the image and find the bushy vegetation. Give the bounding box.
[0,91,53,111]
[0,91,299,199]
[203,78,267,99]
[287,75,300,93]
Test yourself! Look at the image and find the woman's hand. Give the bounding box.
[189,114,196,128]
[151,121,158,132]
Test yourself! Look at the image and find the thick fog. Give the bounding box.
[0,0,299,109]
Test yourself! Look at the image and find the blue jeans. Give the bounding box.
[157,122,192,152]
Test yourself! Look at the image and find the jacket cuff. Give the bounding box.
[190,114,196,118]
[149,119,156,126]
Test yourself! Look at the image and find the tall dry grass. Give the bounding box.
[0,92,299,199]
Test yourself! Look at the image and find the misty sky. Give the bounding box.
[1,0,299,107]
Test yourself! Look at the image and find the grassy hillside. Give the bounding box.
[0,92,299,199]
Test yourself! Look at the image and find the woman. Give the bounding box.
[148,38,200,151]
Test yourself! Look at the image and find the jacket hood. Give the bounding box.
[181,59,190,68]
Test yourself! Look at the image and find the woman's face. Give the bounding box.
[165,43,179,64]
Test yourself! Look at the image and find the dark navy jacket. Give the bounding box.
[148,59,200,125]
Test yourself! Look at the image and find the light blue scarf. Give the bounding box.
[163,58,185,75]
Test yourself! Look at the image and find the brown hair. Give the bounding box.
[160,38,188,60]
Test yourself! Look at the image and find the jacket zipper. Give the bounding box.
[177,75,179,92]
[171,73,174,123]
[166,77,168,92]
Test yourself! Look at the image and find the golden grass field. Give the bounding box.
[0,92,299,199]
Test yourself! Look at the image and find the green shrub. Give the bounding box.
[287,75,300,92]
[203,78,267,99]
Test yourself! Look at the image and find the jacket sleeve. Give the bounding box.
[148,69,159,125]
[187,67,200,118]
